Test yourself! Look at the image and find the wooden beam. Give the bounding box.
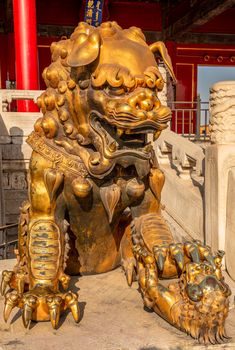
[37,25,163,43]
[37,24,74,38]
[144,31,162,43]
[175,32,235,45]
[4,0,14,33]
[164,0,235,39]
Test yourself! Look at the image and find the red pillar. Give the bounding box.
[13,0,39,111]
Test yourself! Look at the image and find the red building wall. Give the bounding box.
[1,0,235,133]
[166,42,235,132]
[104,1,162,30]
[0,1,162,89]
[0,33,15,88]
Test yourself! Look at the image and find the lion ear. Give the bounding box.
[67,31,101,67]
[149,41,177,84]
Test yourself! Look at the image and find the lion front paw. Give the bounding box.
[3,287,79,329]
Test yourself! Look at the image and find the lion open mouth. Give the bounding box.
[89,112,157,160]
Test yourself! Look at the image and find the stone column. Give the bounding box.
[205,81,235,280]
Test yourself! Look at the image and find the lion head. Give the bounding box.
[170,259,231,343]
[35,21,176,179]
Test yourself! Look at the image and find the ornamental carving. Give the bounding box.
[210,81,235,144]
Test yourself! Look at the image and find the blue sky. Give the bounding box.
[197,66,235,102]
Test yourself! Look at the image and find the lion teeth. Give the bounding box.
[117,128,124,137]
[153,131,161,141]
[90,156,100,165]
[143,143,152,153]
[109,141,117,152]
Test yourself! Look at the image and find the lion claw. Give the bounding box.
[22,295,38,328]
[121,257,136,287]
[64,292,80,323]
[3,286,79,329]
[169,243,184,270]
[184,241,200,263]
[47,295,62,329]
[4,291,20,322]
[1,270,13,295]
[153,245,167,272]
[152,240,219,274]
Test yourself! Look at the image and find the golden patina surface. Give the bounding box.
[1,21,231,344]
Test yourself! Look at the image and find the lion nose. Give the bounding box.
[140,99,153,111]
[128,89,156,112]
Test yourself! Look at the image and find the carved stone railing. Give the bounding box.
[0,89,42,112]
[154,129,205,182]
[0,90,42,149]
[0,89,42,151]
[0,90,42,224]
[0,89,42,113]
[154,129,205,241]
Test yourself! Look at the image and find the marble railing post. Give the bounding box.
[205,81,235,280]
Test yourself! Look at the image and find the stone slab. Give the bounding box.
[0,260,234,350]
[0,137,11,145]
[0,113,41,137]
[2,160,29,171]
[5,191,27,215]
[5,214,19,226]
[11,137,28,145]
[2,144,32,161]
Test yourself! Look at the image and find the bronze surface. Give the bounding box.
[1,21,231,344]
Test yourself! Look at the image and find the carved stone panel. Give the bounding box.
[3,171,27,190]
[210,81,235,144]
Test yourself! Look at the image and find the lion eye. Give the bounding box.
[186,283,203,302]
[105,86,125,96]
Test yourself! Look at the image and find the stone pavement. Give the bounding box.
[0,259,235,350]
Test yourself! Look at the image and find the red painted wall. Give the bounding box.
[166,42,235,133]
[105,1,162,30]
[36,0,84,26]
[171,43,235,104]
[1,0,235,133]
[0,33,15,88]
[35,0,162,31]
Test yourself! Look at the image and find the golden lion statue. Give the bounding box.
[1,21,231,345]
